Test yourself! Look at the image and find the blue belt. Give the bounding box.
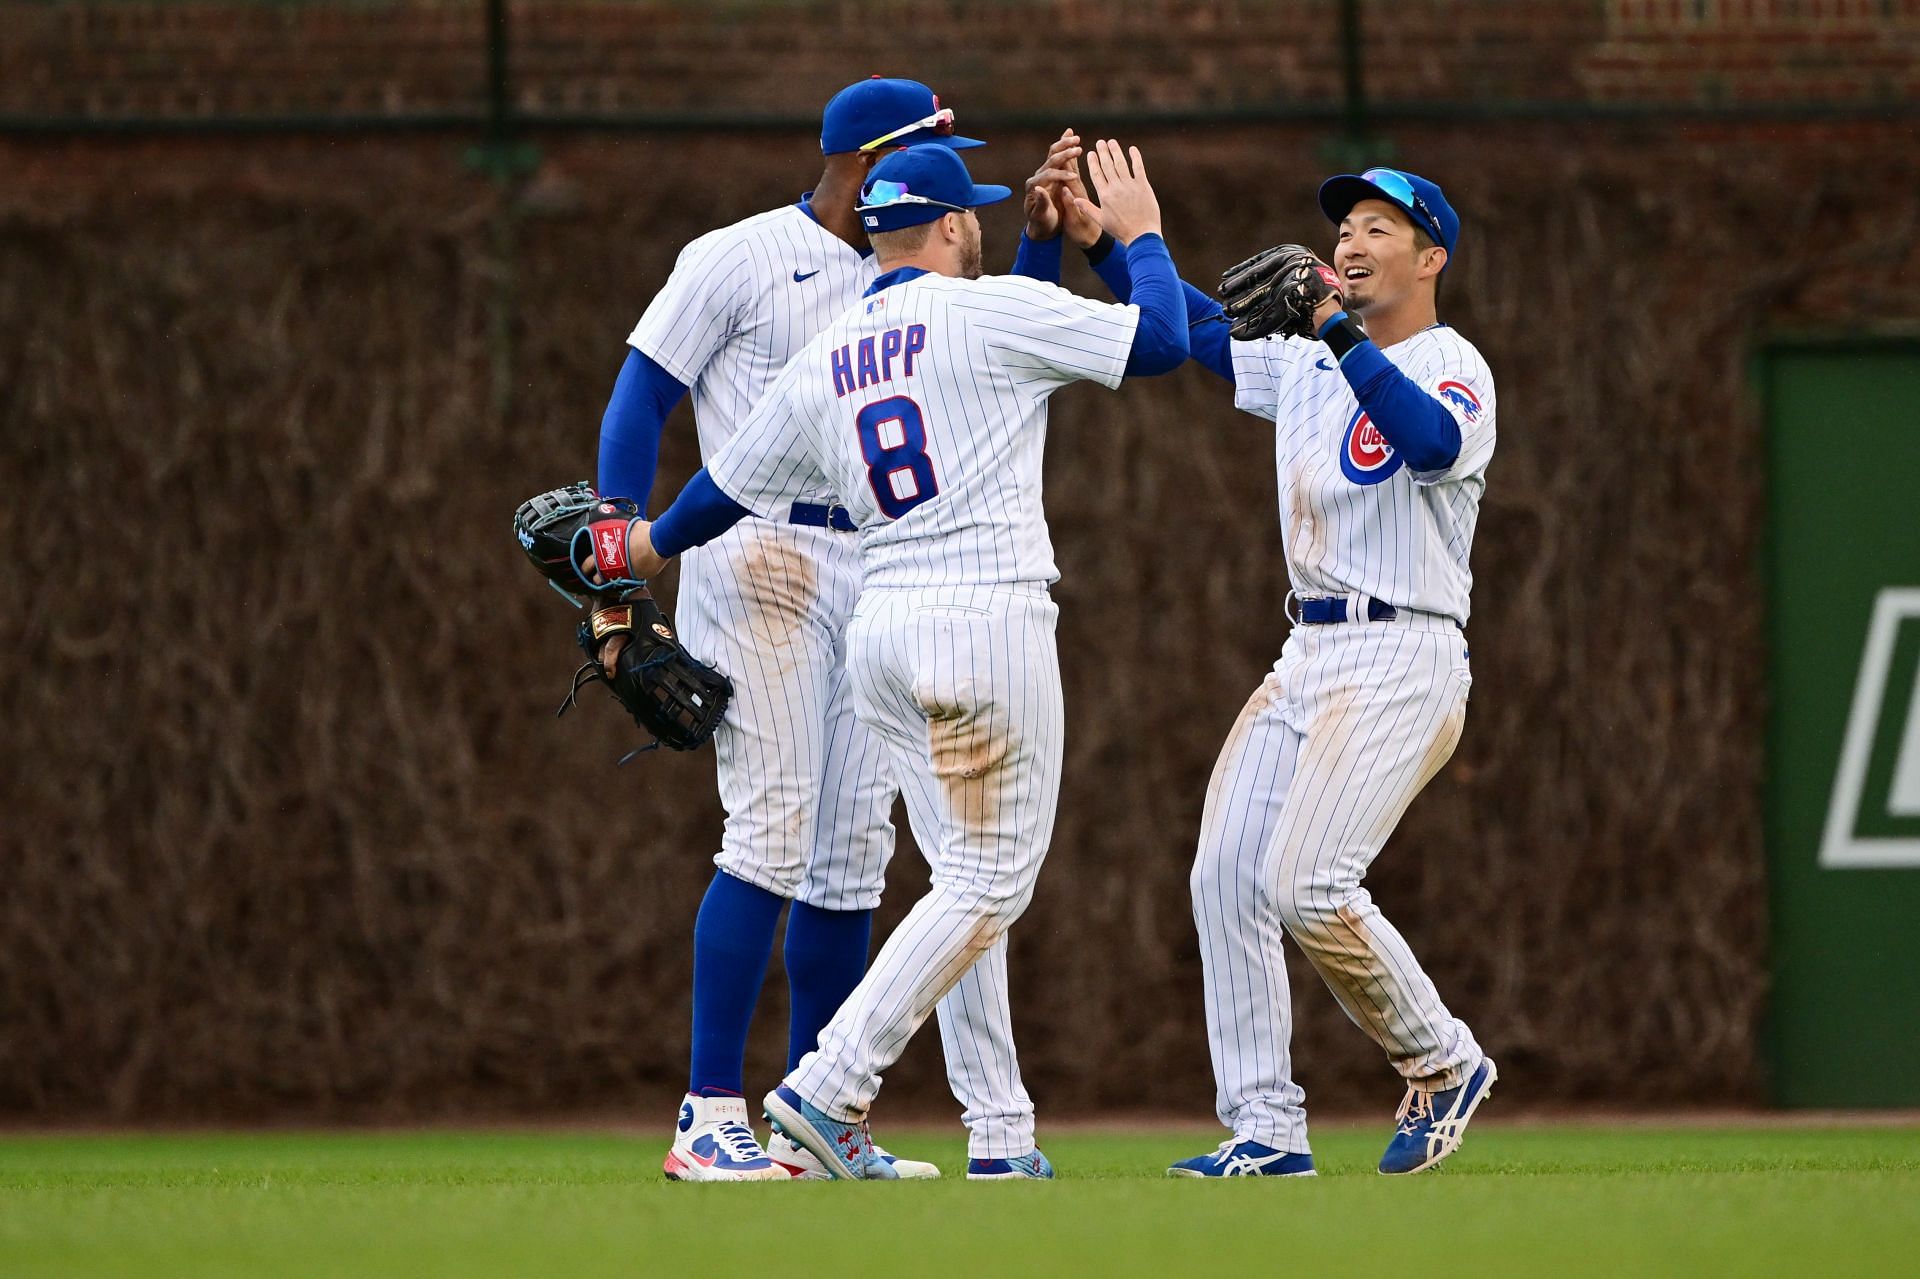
[788,502,856,532]
[1298,596,1398,624]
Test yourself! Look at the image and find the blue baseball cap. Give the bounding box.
[820,77,985,156]
[1318,167,1460,257]
[857,145,1011,232]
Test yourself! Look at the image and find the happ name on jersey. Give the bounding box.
[831,324,928,399]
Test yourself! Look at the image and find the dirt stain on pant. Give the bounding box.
[735,529,820,678]
[912,913,1003,1023]
[927,702,1012,838]
[1285,900,1398,1048]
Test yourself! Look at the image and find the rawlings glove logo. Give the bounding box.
[591,521,630,577]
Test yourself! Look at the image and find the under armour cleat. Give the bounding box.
[662,1092,788,1182]
[965,1149,1056,1180]
[767,1130,940,1180]
[762,1085,899,1181]
[1378,1057,1498,1175]
[1166,1138,1317,1178]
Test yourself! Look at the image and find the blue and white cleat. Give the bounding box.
[662,1092,788,1182]
[1378,1057,1498,1175]
[965,1150,1055,1180]
[762,1085,900,1181]
[1166,1139,1317,1178]
[767,1130,940,1180]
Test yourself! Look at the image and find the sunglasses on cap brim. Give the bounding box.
[859,107,957,153]
[858,179,975,216]
[1358,168,1445,247]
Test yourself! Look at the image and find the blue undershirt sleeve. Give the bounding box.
[1089,246,1231,384]
[1120,233,1189,377]
[596,348,689,513]
[1010,232,1064,284]
[650,468,751,560]
[1321,313,1462,472]
[1183,283,1233,383]
[1088,241,1133,300]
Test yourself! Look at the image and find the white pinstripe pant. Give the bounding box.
[1191,614,1484,1154]
[679,529,1035,1157]
[787,584,1060,1153]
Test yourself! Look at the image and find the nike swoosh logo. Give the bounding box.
[1315,358,1335,371]
[792,269,821,282]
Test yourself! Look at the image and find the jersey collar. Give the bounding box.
[795,193,875,259]
[864,265,931,297]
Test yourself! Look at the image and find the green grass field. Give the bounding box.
[3,1123,1916,1277]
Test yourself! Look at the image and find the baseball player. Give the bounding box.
[1039,162,1498,1175]
[607,140,1190,1178]
[600,78,1070,1181]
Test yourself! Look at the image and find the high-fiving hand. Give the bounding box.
[1074,139,1162,247]
[1023,129,1085,242]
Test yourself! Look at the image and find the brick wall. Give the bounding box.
[4,0,1917,125]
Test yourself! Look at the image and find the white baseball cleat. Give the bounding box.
[766,1129,941,1179]
[662,1093,789,1182]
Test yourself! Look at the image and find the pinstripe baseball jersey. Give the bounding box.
[707,271,1140,589]
[629,204,877,493]
[1231,326,1496,625]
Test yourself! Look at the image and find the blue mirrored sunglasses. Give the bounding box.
[1360,168,1444,246]
[859,179,972,215]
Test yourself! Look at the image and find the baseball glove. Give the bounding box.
[559,588,732,756]
[1218,244,1345,341]
[513,482,645,603]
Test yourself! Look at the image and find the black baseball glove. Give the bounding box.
[513,481,646,603]
[559,588,733,756]
[1218,244,1345,341]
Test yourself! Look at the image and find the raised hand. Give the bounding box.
[1074,139,1162,247]
[1050,136,1104,249]
[1023,129,1085,241]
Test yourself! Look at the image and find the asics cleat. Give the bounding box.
[1166,1138,1317,1178]
[1378,1057,1498,1175]
[662,1092,787,1182]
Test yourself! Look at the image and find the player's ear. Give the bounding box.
[1418,245,1448,281]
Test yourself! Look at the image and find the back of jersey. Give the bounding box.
[710,271,1140,589]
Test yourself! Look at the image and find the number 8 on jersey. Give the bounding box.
[857,396,939,518]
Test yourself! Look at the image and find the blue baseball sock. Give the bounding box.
[783,902,873,1073]
[689,870,787,1097]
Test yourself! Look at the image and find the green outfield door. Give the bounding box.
[1764,342,1920,1106]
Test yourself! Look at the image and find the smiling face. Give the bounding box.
[1333,198,1447,316]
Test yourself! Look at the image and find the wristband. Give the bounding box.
[1316,310,1369,362]
[1083,231,1117,266]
